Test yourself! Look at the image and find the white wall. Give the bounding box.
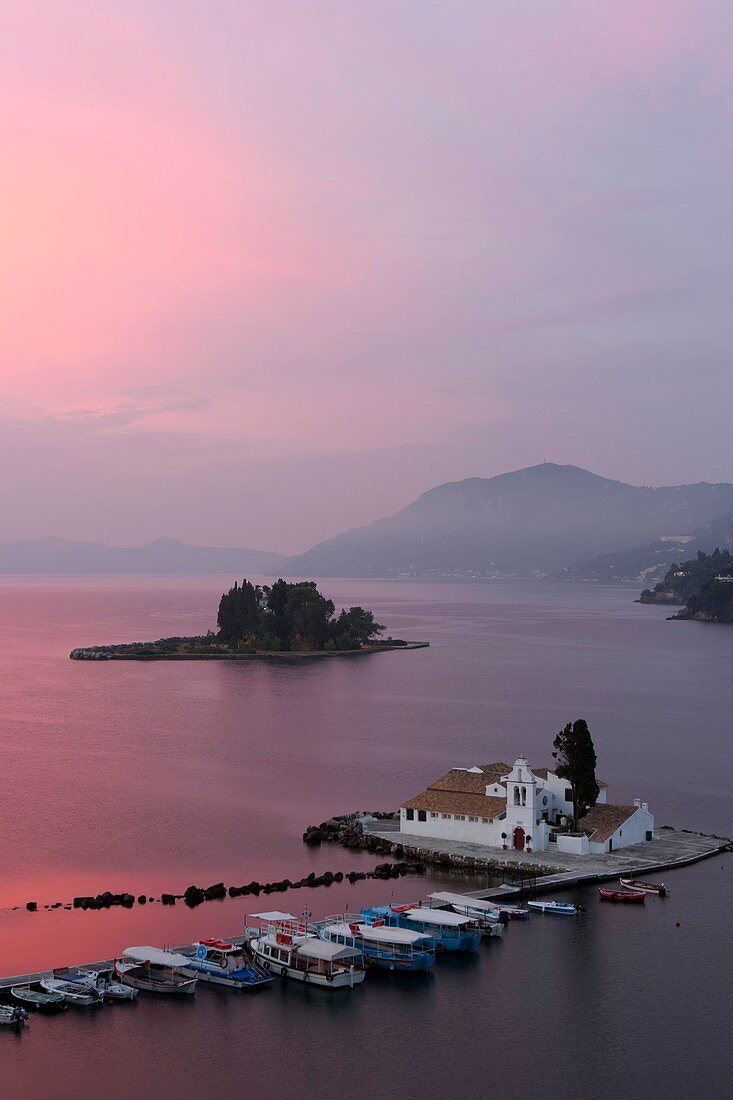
[555,833,590,855]
[588,807,654,854]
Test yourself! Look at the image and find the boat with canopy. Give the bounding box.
[527,900,581,916]
[318,915,436,971]
[181,938,273,990]
[246,912,366,988]
[115,947,198,995]
[361,905,482,952]
[426,891,505,937]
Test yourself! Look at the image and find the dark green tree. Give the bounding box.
[329,606,385,649]
[217,579,260,646]
[552,719,600,831]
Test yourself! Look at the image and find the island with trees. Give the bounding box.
[70,578,428,660]
[638,549,733,623]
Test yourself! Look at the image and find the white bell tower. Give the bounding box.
[502,757,538,850]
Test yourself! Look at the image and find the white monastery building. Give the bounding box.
[400,757,654,857]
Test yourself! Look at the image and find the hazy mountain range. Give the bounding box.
[0,537,283,575]
[4,464,733,578]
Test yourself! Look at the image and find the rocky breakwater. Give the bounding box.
[304,812,556,879]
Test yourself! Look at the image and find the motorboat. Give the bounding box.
[11,985,66,1012]
[64,968,138,1001]
[40,978,103,1006]
[0,1005,29,1030]
[619,878,668,896]
[246,912,366,988]
[426,891,505,937]
[527,900,581,916]
[319,915,435,971]
[599,888,645,904]
[181,939,273,990]
[361,905,482,952]
[484,902,530,920]
[115,947,197,995]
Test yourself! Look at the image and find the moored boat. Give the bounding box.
[361,905,482,952]
[181,938,273,990]
[319,915,435,971]
[0,1005,29,1030]
[64,968,138,1001]
[427,891,505,937]
[599,888,645,904]
[115,947,197,995]
[11,985,66,1012]
[246,911,366,988]
[619,878,668,896]
[527,900,581,916]
[40,978,103,1006]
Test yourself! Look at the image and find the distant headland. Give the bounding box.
[638,549,733,623]
[70,578,429,660]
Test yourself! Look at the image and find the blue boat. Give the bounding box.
[181,939,273,989]
[361,905,482,953]
[318,916,435,971]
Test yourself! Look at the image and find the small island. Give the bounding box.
[70,578,429,660]
[638,549,733,623]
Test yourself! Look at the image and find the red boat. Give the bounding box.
[599,888,645,904]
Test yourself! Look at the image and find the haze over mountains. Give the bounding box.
[284,464,733,578]
[4,464,733,579]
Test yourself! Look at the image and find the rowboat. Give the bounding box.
[527,900,581,915]
[115,947,197,995]
[619,878,668,896]
[362,905,482,952]
[0,1005,29,1030]
[599,888,645,904]
[319,916,436,971]
[181,939,273,990]
[11,986,66,1012]
[65,968,138,1001]
[246,912,366,988]
[40,978,103,1006]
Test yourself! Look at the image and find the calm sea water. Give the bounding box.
[1,576,731,1099]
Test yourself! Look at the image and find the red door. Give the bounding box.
[513,826,525,850]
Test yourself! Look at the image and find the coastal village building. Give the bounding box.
[400,757,654,856]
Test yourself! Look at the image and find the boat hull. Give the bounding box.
[251,946,365,988]
[182,964,273,989]
[527,901,579,915]
[619,879,667,896]
[599,889,645,904]
[115,964,197,995]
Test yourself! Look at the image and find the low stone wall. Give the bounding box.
[303,813,555,879]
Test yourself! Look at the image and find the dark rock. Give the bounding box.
[303,828,324,846]
[184,885,206,908]
[121,894,135,909]
[203,882,226,901]
[161,893,177,906]
[333,871,344,883]
[138,895,147,905]
[26,901,37,912]
[228,886,242,898]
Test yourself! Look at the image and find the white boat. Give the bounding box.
[65,968,138,1001]
[40,978,103,1006]
[0,1005,29,1029]
[427,891,505,937]
[181,939,273,990]
[318,915,436,970]
[527,900,580,916]
[115,947,197,995]
[246,911,366,988]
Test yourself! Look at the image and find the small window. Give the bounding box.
[482,817,489,824]
[455,814,465,821]
[417,810,427,822]
[443,813,452,820]
[405,808,414,821]
[548,831,557,843]
[430,812,438,819]
[564,788,573,802]
[646,830,653,841]
[468,815,478,822]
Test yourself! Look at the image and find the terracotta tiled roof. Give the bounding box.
[580,803,637,842]
[429,763,511,794]
[402,790,507,820]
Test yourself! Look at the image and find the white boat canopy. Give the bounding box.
[297,939,361,962]
[250,911,299,922]
[122,946,192,969]
[428,891,501,915]
[325,922,431,946]
[402,907,476,928]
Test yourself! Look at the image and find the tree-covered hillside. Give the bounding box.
[639,549,733,606]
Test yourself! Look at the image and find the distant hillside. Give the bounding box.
[639,549,733,607]
[283,464,733,578]
[557,511,733,585]
[0,537,284,575]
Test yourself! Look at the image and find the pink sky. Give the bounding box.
[1,1,732,552]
